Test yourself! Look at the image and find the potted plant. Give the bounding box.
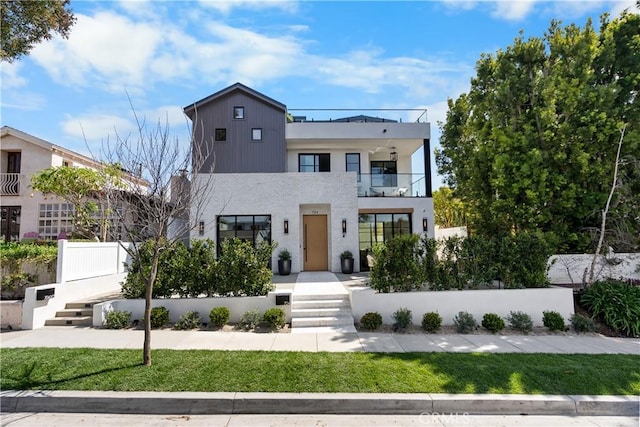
[278,249,292,276]
[340,250,354,274]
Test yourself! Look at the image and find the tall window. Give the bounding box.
[0,206,21,242]
[299,154,330,172]
[358,212,411,271]
[217,215,271,255]
[346,153,360,181]
[371,161,397,187]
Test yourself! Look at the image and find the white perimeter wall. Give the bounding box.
[57,240,131,283]
[548,253,640,285]
[350,287,575,327]
[94,291,291,327]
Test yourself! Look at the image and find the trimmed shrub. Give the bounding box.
[571,313,597,334]
[104,310,131,329]
[213,239,276,297]
[421,312,442,332]
[360,312,383,331]
[542,310,565,332]
[453,311,477,334]
[209,307,230,328]
[507,311,533,333]
[174,310,201,330]
[263,308,286,330]
[370,234,423,293]
[392,307,412,331]
[238,308,261,330]
[482,313,505,333]
[581,279,640,337]
[150,306,170,329]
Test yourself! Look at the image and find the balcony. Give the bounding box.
[0,173,21,196]
[357,173,429,198]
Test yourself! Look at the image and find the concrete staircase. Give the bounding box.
[45,292,121,327]
[291,272,357,333]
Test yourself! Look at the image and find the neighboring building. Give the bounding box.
[185,83,434,273]
[0,126,142,242]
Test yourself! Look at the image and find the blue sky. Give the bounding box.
[1,0,635,189]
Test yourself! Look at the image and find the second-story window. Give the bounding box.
[251,128,262,141]
[371,160,397,187]
[215,128,227,141]
[299,154,330,172]
[346,153,360,181]
[233,106,244,119]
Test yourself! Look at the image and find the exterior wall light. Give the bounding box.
[390,148,398,161]
[284,219,289,234]
[342,219,347,235]
[199,221,205,236]
[422,218,428,232]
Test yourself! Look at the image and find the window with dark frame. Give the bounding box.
[358,212,411,271]
[371,160,397,187]
[251,128,262,141]
[216,215,271,256]
[346,153,361,181]
[215,128,227,141]
[233,106,244,119]
[298,153,330,172]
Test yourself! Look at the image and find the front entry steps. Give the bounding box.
[44,292,121,327]
[291,273,357,333]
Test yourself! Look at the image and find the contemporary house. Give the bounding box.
[0,126,144,242]
[185,83,434,273]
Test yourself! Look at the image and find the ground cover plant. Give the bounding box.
[581,279,640,337]
[2,349,638,395]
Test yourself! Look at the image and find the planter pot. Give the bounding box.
[340,258,354,274]
[278,259,291,276]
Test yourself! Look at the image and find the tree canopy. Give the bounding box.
[436,11,639,252]
[1,0,76,62]
[433,187,467,229]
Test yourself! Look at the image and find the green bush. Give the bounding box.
[571,313,597,334]
[174,311,201,330]
[360,312,383,330]
[213,239,276,297]
[542,310,565,332]
[499,233,553,288]
[392,307,412,331]
[581,279,640,337]
[421,312,442,332]
[104,310,131,329]
[0,242,57,299]
[209,307,230,328]
[507,311,533,333]
[453,311,477,334]
[370,234,423,293]
[263,308,286,330]
[482,313,505,333]
[150,306,169,329]
[238,308,261,330]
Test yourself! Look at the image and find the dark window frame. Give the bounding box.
[346,153,361,182]
[370,160,397,187]
[251,128,262,141]
[216,214,272,256]
[298,153,331,172]
[215,128,227,142]
[358,212,411,271]
[233,106,245,120]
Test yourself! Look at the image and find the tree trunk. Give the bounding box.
[143,245,160,366]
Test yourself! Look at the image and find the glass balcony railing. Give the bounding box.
[356,173,428,197]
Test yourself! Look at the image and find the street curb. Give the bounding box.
[1,391,638,416]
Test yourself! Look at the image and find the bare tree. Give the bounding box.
[102,107,214,366]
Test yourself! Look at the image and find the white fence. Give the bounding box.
[56,240,131,283]
[349,286,575,327]
[94,291,292,327]
[21,240,132,329]
[548,253,640,285]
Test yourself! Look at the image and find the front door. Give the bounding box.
[303,215,328,271]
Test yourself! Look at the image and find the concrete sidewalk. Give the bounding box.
[1,326,639,354]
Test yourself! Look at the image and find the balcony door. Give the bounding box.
[303,215,328,271]
[0,206,21,242]
[7,152,21,173]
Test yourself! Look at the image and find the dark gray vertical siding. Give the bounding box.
[193,92,286,173]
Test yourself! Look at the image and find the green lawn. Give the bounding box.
[2,348,638,395]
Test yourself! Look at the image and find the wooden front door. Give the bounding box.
[303,215,328,271]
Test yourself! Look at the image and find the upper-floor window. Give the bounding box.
[233,106,244,119]
[251,128,262,141]
[371,160,397,187]
[346,153,360,181]
[215,128,227,141]
[299,154,330,172]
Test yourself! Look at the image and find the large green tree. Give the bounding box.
[1,0,76,62]
[436,11,639,252]
[433,187,467,228]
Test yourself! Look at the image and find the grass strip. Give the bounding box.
[1,348,638,395]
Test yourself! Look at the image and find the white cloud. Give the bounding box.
[491,0,537,21]
[61,113,135,141]
[1,61,27,89]
[198,0,297,14]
